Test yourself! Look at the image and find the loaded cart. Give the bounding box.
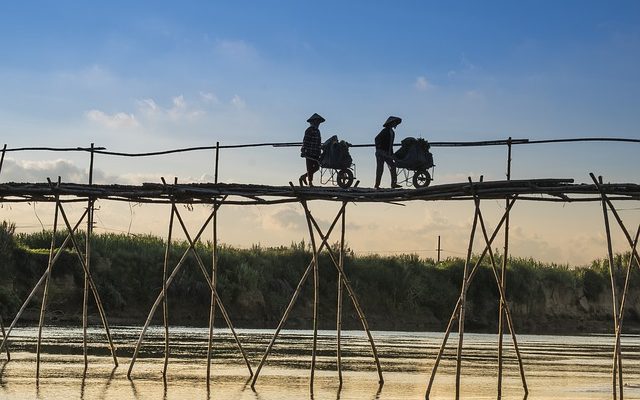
[319,135,356,188]
[393,137,435,188]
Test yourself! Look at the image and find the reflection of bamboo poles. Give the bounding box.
[425,195,519,399]
[36,179,60,379]
[0,208,88,355]
[0,315,9,361]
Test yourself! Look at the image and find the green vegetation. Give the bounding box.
[1,221,638,333]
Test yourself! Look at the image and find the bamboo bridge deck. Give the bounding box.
[1,178,639,205]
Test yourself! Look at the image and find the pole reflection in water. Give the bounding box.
[0,326,639,399]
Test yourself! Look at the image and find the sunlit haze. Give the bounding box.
[1,1,639,265]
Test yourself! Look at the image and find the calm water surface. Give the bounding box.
[1,326,639,399]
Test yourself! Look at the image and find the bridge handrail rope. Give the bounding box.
[1,137,638,157]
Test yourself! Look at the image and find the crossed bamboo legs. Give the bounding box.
[591,173,640,400]
[0,179,118,378]
[127,197,253,379]
[425,184,527,399]
[251,201,383,390]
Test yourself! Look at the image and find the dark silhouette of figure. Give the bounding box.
[299,113,324,186]
[374,116,401,188]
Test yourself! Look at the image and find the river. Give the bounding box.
[1,326,639,399]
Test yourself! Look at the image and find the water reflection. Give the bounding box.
[0,360,7,387]
[0,326,638,399]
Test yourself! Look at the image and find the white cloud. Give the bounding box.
[415,76,433,91]
[261,206,305,232]
[200,91,219,104]
[1,158,89,183]
[231,95,246,109]
[85,109,139,129]
[136,95,204,121]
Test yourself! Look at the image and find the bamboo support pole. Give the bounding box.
[498,137,513,397]
[214,141,220,185]
[161,180,175,377]
[455,201,480,400]
[425,297,462,399]
[83,143,96,369]
[615,226,640,330]
[590,174,640,274]
[251,206,347,388]
[305,207,384,384]
[0,144,6,176]
[336,202,346,385]
[301,200,321,389]
[599,176,623,400]
[36,181,60,379]
[612,225,640,400]
[0,315,9,361]
[425,196,518,399]
[590,173,640,400]
[207,163,220,382]
[171,206,253,376]
[207,146,220,382]
[0,207,89,355]
[56,201,118,366]
[206,200,219,382]
[472,194,527,394]
[127,207,220,379]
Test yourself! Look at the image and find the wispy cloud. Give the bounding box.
[1,158,94,183]
[231,94,246,109]
[86,109,139,129]
[136,95,204,121]
[200,91,219,104]
[415,76,433,91]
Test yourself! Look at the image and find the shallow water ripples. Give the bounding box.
[1,327,640,399]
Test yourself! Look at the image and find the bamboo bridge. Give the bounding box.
[0,138,639,399]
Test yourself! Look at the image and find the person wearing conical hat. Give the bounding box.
[374,116,402,188]
[299,113,324,186]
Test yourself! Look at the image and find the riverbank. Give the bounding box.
[1,222,637,335]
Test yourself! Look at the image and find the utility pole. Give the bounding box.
[437,235,441,263]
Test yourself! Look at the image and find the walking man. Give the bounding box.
[299,113,324,186]
[374,116,401,188]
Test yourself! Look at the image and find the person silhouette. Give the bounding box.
[299,113,324,186]
[374,116,401,188]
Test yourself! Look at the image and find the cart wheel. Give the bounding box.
[412,169,431,188]
[337,169,354,188]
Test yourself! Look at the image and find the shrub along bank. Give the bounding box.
[0,222,638,334]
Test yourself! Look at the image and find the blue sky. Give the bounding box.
[0,1,639,264]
